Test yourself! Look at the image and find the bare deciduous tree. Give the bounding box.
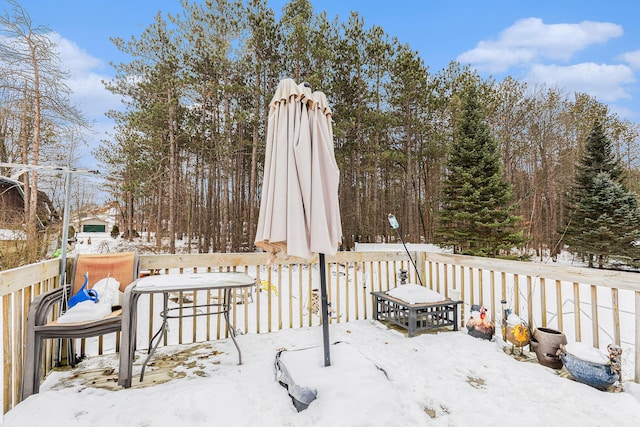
[1,0,86,262]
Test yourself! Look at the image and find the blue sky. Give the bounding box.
[12,0,640,168]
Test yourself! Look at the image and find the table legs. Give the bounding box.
[139,292,170,381]
[118,289,140,388]
[224,288,242,365]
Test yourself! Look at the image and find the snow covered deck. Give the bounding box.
[6,321,640,426]
[2,249,640,415]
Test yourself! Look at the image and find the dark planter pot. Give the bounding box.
[530,327,567,369]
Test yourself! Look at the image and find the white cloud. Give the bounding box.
[457,18,623,72]
[48,32,121,120]
[457,45,537,73]
[48,32,103,74]
[608,104,638,120]
[619,49,640,70]
[524,63,635,102]
[44,32,121,169]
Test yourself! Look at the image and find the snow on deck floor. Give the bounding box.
[4,320,640,427]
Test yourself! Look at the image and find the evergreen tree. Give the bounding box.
[280,0,314,82]
[107,11,184,252]
[387,43,430,241]
[563,120,640,268]
[436,83,526,256]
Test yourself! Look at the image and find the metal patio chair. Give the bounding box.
[22,251,139,399]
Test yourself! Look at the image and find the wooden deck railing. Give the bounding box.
[418,252,640,382]
[1,251,639,413]
[0,258,60,414]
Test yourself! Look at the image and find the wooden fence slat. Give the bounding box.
[556,280,563,332]
[3,294,12,414]
[468,267,474,306]
[192,289,198,343]
[514,274,520,317]
[296,266,302,328]
[277,264,283,331]
[573,282,581,342]
[478,268,484,308]
[526,276,532,328]
[288,267,293,329]
[490,271,496,324]
[540,278,547,328]
[345,262,350,323]
[591,285,599,348]
[12,290,21,405]
[636,291,640,383]
[267,268,272,333]
[307,267,313,326]
[611,288,620,346]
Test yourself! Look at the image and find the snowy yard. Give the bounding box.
[4,320,640,426]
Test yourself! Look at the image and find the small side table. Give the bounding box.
[371,291,462,337]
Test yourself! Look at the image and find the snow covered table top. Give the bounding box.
[385,284,448,304]
[133,272,256,292]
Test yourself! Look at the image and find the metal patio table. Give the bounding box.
[118,272,256,388]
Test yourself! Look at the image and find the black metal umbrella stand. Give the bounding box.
[319,253,331,366]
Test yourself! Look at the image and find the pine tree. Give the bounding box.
[436,83,526,256]
[107,11,184,252]
[563,120,640,268]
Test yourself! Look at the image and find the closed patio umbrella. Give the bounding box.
[255,78,342,366]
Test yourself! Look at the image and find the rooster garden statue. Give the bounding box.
[466,305,495,340]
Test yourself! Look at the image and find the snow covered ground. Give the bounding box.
[4,320,640,426]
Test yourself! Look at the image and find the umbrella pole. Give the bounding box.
[319,253,331,366]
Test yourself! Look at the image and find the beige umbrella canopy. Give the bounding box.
[255,78,342,262]
[255,78,342,366]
